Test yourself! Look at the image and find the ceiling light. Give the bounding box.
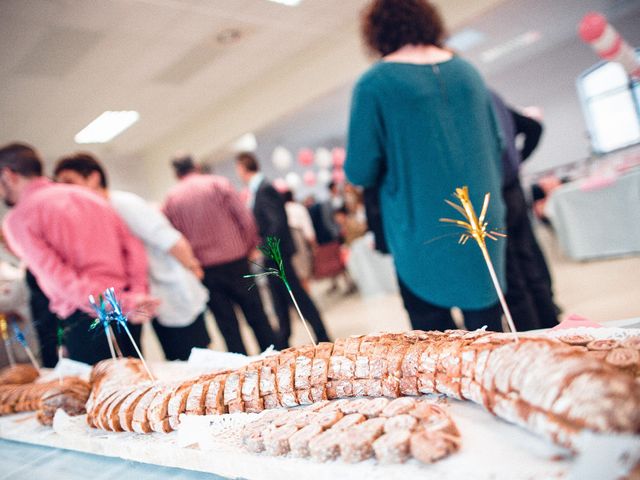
[446,29,486,52]
[74,111,139,144]
[267,0,302,6]
[481,31,542,64]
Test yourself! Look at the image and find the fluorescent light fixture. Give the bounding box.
[446,29,486,52]
[481,30,542,64]
[267,0,302,6]
[74,110,139,144]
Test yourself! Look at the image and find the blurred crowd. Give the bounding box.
[0,145,374,367]
[0,0,562,367]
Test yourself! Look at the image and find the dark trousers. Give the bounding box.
[503,181,558,330]
[267,256,330,348]
[398,277,503,332]
[152,312,210,361]
[62,310,142,365]
[202,257,276,355]
[25,270,58,368]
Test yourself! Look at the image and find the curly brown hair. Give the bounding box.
[361,0,445,57]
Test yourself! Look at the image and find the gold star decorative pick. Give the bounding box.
[440,187,518,338]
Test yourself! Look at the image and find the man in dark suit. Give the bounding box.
[490,91,558,330]
[236,152,330,348]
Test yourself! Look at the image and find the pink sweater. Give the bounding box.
[3,178,148,317]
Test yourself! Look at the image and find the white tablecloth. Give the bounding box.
[2,319,640,480]
[546,168,640,260]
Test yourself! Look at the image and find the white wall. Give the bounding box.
[214,84,353,200]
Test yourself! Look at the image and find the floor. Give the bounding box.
[142,225,640,361]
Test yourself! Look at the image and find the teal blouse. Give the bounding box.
[345,56,506,309]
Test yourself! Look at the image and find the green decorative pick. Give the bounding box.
[245,236,316,347]
[57,325,64,349]
[256,237,289,287]
[56,324,64,384]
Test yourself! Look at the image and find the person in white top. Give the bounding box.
[282,190,316,291]
[54,153,210,360]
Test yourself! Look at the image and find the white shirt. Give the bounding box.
[109,190,208,327]
[285,202,316,242]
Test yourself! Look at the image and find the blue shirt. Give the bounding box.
[345,57,506,309]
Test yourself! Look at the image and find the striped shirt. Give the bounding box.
[162,173,259,267]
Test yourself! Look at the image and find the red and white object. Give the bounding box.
[579,12,640,79]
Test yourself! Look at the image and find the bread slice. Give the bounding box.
[119,385,153,432]
[148,385,174,433]
[132,386,162,433]
[241,369,259,403]
[168,381,196,430]
[204,375,227,415]
[185,375,216,416]
[223,372,243,406]
[87,387,119,428]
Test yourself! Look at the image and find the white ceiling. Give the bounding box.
[0,0,506,174]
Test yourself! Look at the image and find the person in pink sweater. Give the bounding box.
[0,143,156,364]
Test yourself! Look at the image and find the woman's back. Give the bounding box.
[345,56,505,310]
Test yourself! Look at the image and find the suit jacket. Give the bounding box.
[363,187,389,254]
[253,179,296,258]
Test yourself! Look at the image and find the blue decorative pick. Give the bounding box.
[89,289,154,381]
[89,294,118,360]
[104,288,123,318]
[12,323,40,373]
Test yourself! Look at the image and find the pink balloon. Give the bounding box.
[332,168,346,184]
[332,147,346,168]
[303,170,316,186]
[273,177,288,193]
[298,148,314,166]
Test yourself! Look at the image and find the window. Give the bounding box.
[577,49,640,154]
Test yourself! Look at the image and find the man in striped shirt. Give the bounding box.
[162,155,276,355]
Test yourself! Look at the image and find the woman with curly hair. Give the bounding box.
[345,0,506,332]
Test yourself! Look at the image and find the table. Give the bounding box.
[1,318,639,480]
[0,438,224,480]
[545,168,640,260]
